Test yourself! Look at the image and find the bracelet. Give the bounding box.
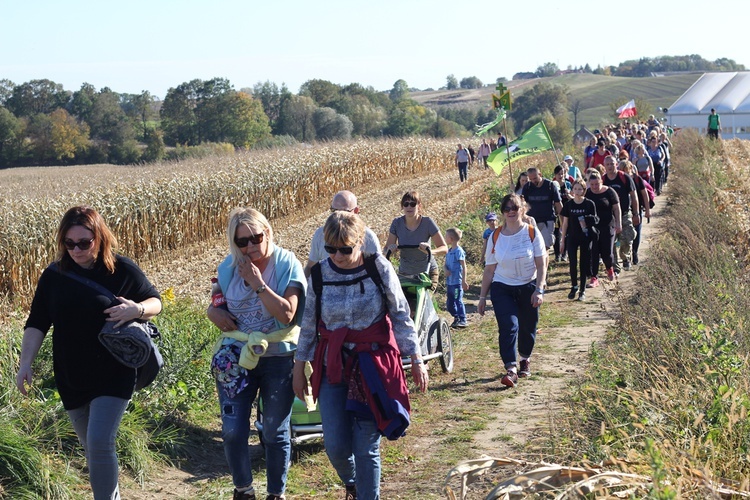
[138,303,145,319]
[411,358,423,365]
[479,296,486,300]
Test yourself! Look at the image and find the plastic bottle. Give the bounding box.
[578,216,589,236]
[210,277,228,310]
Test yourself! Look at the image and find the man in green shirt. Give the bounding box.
[708,108,721,140]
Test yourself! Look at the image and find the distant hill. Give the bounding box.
[412,73,702,131]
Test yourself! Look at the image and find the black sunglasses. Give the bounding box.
[324,244,354,255]
[63,238,94,250]
[502,205,519,213]
[402,201,418,208]
[234,233,264,248]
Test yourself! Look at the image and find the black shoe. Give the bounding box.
[345,484,357,500]
[632,254,639,265]
[234,489,256,500]
[567,286,578,300]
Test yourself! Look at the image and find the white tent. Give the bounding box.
[666,72,750,139]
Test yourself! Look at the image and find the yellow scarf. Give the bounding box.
[213,325,300,370]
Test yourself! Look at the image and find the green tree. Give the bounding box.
[0,106,24,166]
[121,90,156,141]
[219,92,271,148]
[142,128,165,162]
[389,79,410,103]
[431,117,465,138]
[446,75,458,90]
[161,80,201,145]
[299,79,342,108]
[347,95,387,136]
[27,109,89,163]
[252,81,291,132]
[6,79,70,117]
[88,88,135,145]
[510,81,570,135]
[385,100,434,136]
[536,62,559,77]
[312,107,353,140]
[69,83,97,123]
[459,76,483,89]
[0,79,15,106]
[277,95,317,142]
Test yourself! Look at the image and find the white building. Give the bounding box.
[666,72,750,139]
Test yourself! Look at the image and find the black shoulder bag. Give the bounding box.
[50,263,163,390]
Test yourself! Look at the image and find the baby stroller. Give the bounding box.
[387,245,454,373]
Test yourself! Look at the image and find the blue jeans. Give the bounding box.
[217,355,294,496]
[446,284,466,322]
[490,281,538,368]
[68,396,130,500]
[319,375,381,500]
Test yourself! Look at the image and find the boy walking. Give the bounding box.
[444,227,468,328]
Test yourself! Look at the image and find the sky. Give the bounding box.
[2,0,749,99]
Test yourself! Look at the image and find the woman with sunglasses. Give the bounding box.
[384,191,447,290]
[478,194,546,388]
[294,211,428,500]
[207,207,306,500]
[16,205,162,499]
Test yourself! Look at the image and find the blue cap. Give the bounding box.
[485,212,498,221]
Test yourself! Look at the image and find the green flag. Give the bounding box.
[474,108,506,136]
[486,121,554,175]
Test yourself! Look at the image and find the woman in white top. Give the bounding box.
[478,193,547,388]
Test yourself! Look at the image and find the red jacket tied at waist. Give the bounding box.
[311,315,398,397]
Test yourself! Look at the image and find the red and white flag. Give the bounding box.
[617,99,637,119]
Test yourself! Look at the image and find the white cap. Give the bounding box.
[563,155,573,161]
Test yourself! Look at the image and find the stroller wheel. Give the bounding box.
[438,319,454,373]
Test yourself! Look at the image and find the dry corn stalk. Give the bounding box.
[443,455,750,499]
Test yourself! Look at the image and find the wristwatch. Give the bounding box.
[536,287,545,294]
[255,284,267,294]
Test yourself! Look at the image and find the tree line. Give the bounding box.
[0,76,485,168]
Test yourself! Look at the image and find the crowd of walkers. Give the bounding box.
[14,118,670,500]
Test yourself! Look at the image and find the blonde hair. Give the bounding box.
[227,207,274,267]
[324,211,365,248]
[446,227,463,241]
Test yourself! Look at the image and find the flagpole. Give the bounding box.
[503,115,513,190]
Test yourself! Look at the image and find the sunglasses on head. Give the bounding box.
[234,233,264,248]
[63,238,94,250]
[402,201,418,208]
[502,205,519,213]
[324,244,354,255]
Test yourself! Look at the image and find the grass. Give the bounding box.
[530,130,750,494]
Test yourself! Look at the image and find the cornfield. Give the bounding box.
[0,138,459,307]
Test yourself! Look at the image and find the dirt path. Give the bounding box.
[123,166,667,499]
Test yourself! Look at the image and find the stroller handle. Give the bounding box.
[385,244,432,260]
[385,244,432,274]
